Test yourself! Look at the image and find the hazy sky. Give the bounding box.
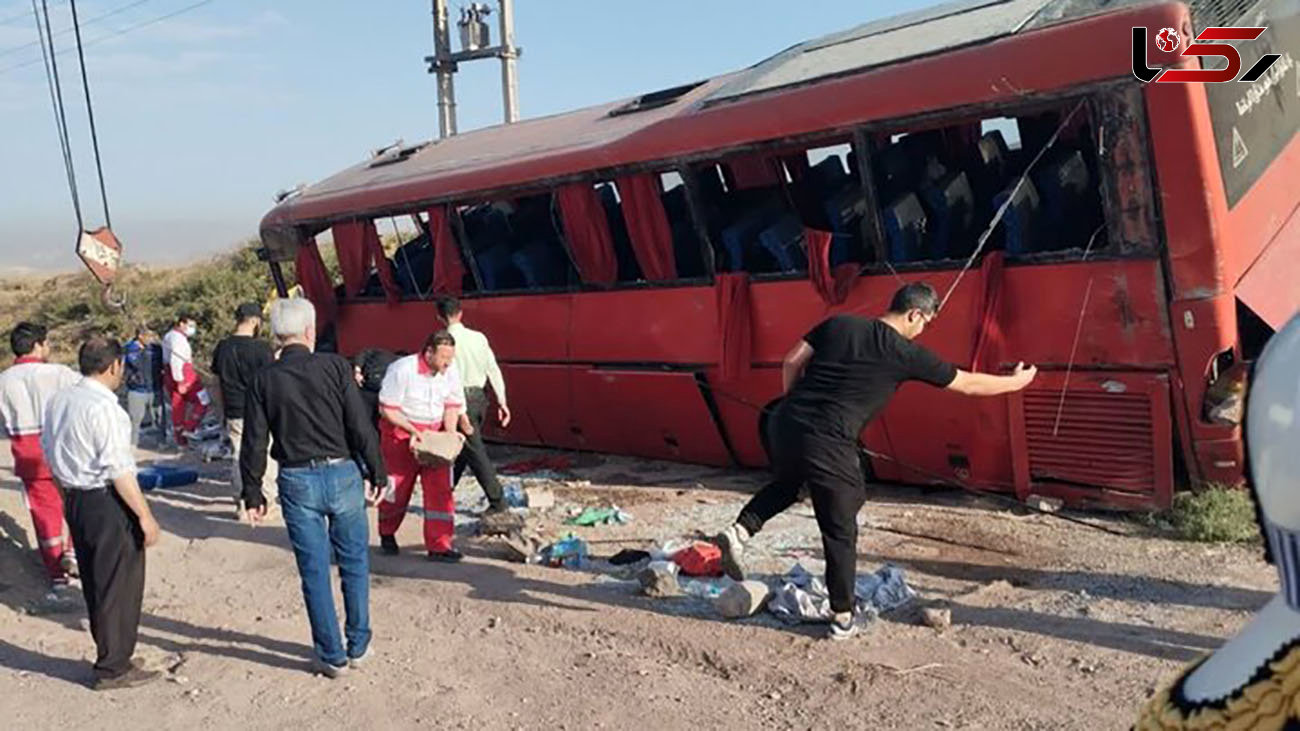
[0,0,941,272]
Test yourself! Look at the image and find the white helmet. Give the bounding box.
[1247,313,1300,607]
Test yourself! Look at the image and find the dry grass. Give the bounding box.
[0,240,277,368]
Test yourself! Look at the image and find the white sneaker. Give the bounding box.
[827,613,860,641]
[313,657,350,679]
[715,524,749,581]
[347,645,371,669]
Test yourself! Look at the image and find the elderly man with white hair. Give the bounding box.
[238,297,387,678]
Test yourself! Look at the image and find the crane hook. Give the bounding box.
[101,282,126,311]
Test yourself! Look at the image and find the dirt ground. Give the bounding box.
[0,437,1275,730]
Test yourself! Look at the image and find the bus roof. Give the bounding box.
[262,0,1194,235]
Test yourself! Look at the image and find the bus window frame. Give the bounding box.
[307,80,1157,303]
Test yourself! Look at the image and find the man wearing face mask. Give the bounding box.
[376,330,467,562]
[160,312,207,447]
[713,283,1038,641]
[212,303,276,522]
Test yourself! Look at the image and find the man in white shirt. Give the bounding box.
[377,330,466,562]
[0,322,81,594]
[436,297,510,517]
[160,312,207,447]
[43,335,162,690]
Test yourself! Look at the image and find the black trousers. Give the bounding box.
[65,487,146,679]
[454,387,504,507]
[736,412,866,614]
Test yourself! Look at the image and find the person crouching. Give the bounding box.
[376,331,467,562]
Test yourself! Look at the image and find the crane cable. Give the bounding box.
[32,0,124,308]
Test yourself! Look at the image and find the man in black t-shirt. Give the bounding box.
[212,302,276,522]
[715,283,1037,641]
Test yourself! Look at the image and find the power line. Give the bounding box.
[0,0,214,75]
[0,0,63,25]
[0,0,153,58]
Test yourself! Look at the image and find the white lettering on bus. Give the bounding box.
[1236,52,1296,118]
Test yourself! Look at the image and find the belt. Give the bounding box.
[280,456,350,470]
[465,386,486,393]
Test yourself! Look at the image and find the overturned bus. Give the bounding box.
[258,0,1300,510]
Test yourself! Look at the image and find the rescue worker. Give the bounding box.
[436,297,512,519]
[44,335,163,690]
[376,330,467,562]
[0,322,81,598]
[714,283,1038,640]
[160,312,207,447]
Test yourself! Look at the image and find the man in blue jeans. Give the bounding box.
[238,298,387,678]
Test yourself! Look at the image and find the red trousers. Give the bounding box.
[377,421,455,553]
[164,367,206,444]
[10,434,67,582]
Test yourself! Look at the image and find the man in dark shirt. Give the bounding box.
[239,297,386,678]
[213,303,276,522]
[715,283,1037,641]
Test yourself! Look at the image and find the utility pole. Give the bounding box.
[498,0,520,124]
[431,0,457,138]
[425,0,522,137]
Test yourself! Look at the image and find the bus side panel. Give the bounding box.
[570,369,730,465]
[1146,80,1246,485]
[570,288,718,365]
[335,300,439,355]
[996,260,1176,368]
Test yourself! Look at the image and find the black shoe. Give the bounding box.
[93,665,162,691]
[380,535,399,556]
[427,549,464,563]
[484,502,509,516]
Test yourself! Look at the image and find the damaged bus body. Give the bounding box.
[258,0,1300,510]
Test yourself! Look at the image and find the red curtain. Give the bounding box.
[616,174,677,281]
[715,273,753,382]
[970,251,1006,371]
[361,222,401,305]
[725,154,782,190]
[332,222,368,297]
[428,205,464,296]
[295,237,337,330]
[331,220,399,304]
[556,183,617,285]
[805,228,859,306]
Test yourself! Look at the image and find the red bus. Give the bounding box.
[258,0,1300,510]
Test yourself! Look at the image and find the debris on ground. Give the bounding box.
[638,561,681,598]
[524,486,555,509]
[484,532,544,563]
[714,580,771,619]
[672,541,723,577]
[922,606,953,632]
[137,464,200,491]
[1025,494,1064,514]
[680,577,728,599]
[479,510,527,536]
[767,564,916,625]
[608,549,652,566]
[565,506,631,527]
[533,534,589,569]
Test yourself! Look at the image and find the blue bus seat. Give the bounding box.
[993,178,1041,255]
[757,214,806,272]
[883,193,928,263]
[919,171,975,259]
